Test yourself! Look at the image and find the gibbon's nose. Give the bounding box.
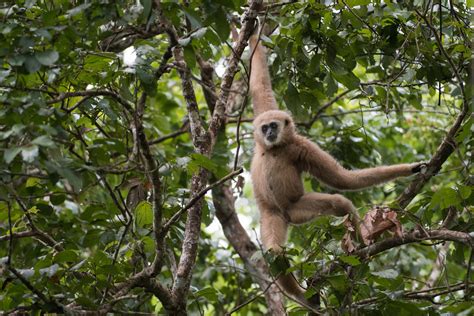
[267,131,277,142]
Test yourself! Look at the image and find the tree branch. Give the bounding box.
[207,0,262,148]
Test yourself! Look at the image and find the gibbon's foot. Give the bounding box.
[411,162,428,173]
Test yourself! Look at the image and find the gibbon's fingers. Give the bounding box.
[287,193,356,225]
[411,162,428,173]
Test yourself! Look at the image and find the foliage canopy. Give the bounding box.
[0,0,472,315]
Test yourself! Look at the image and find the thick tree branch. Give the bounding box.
[354,282,473,306]
[354,229,473,259]
[208,0,262,147]
[161,26,211,313]
[99,24,166,53]
[311,229,473,288]
[0,231,37,242]
[155,1,262,312]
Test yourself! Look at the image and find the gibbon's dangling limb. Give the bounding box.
[248,34,424,304]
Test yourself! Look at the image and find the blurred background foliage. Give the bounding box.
[0,0,472,314]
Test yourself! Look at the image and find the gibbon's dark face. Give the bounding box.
[253,110,294,148]
[261,121,279,143]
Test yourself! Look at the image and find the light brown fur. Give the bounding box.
[249,35,420,303]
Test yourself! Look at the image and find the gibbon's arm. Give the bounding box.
[295,136,418,191]
[249,35,278,115]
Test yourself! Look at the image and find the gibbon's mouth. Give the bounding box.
[266,135,277,142]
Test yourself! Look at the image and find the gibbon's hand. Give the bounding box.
[411,162,428,174]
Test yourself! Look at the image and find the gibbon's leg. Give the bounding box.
[260,211,306,298]
[260,211,288,252]
[287,192,357,225]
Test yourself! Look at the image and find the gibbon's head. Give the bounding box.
[253,110,295,148]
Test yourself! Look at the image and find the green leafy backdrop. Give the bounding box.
[0,1,472,315]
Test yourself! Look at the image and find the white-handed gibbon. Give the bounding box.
[248,35,423,303]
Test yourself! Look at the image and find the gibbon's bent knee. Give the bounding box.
[332,194,355,216]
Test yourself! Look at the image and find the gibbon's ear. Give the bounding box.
[285,119,289,126]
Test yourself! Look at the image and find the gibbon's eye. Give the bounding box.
[285,119,289,126]
[261,125,268,133]
[269,122,278,129]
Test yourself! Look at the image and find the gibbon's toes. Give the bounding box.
[411,162,428,173]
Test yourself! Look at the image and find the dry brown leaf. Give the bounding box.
[341,215,357,253]
[341,231,356,253]
[360,206,404,245]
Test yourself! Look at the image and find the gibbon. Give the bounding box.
[248,35,423,303]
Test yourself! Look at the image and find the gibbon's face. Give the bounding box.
[261,120,282,146]
[254,110,294,148]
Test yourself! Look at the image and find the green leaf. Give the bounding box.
[344,0,370,7]
[283,82,302,115]
[50,194,66,205]
[35,50,59,66]
[4,147,22,164]
[57,167,83,191]
[326,274,348,292]
[339,255,361,266]
[371,269,398,279]
[26,177,41,188]
[32,135,55,147]
[135,201,153,227]
[430,187,461,209]
[24,56,41,73]
[183,46,196,69]
[194,287,218,302]
[54,250,79,264]
[188,153,228,177]
[140,0,152,21]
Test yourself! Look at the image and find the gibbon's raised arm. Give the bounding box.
[295,136,418,191]
[249,35,278,115]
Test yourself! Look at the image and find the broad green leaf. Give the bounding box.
[50,194,66,205]
[135,201,153,227]
[430,187,461,209]
[194,287,218,302]
[25,177,41,188]
[283,82,302,116]
[24,56,41,73]
[339,255,361,266]
[32,135,55,147]
[344,0,370,7]
[35,50,59,66]
[4,147,22,163]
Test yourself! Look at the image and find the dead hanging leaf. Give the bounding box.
[341,214,358,253]
[360,206,404,246]
[235,175,245,196]
[341,230,356,253]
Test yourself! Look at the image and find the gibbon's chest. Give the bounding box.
[251,148,303,206]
